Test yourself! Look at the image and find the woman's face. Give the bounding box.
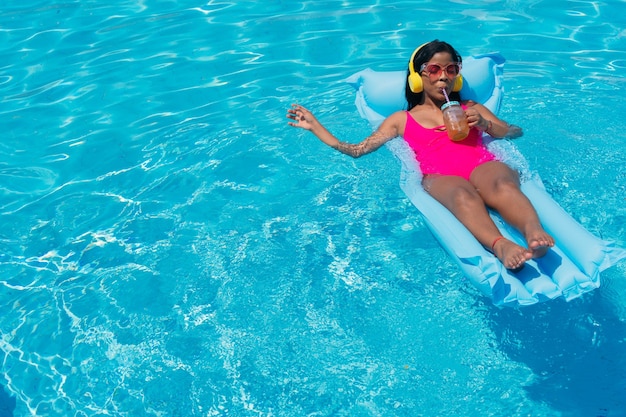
[420,51,461,101]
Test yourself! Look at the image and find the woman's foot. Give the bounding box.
[525,229,555,258]
[492,238,532,270]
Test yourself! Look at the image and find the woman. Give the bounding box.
[287,40,554,270]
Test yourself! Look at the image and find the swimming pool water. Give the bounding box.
[1,1,625,416]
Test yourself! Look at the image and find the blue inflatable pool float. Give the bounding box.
[346,53,626,307]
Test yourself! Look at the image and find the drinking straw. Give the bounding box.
[442,88,450,103]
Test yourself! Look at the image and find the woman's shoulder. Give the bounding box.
[376,110,408,138]
[383,110,409,124]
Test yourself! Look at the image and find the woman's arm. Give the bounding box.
[287,104,399,158]
[463,101,523,139]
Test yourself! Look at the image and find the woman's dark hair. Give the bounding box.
[405,40,462,109]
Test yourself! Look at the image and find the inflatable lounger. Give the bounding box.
[346,53,626,307]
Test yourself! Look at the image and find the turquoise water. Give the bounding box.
[1,0,626,416]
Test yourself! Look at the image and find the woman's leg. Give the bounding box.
[469,161,554,257]
[423,174,532,269]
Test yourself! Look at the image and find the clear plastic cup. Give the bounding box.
[441,101,469,141]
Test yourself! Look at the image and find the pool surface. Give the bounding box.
[1,1,626,416]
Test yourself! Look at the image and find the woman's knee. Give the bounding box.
[448,185,483,211]
[471,162,520,190]
[474,167,520,197]
[424,176,483,210]
[479,176,526,208]
[492,176,520,194]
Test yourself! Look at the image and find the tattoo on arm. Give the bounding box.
[333,130,392,158]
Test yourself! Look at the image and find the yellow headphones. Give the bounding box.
[407,43,463,93]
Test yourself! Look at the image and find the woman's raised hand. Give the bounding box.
[287,104,318,131]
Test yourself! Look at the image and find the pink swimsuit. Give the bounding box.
[403,110,496,181]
